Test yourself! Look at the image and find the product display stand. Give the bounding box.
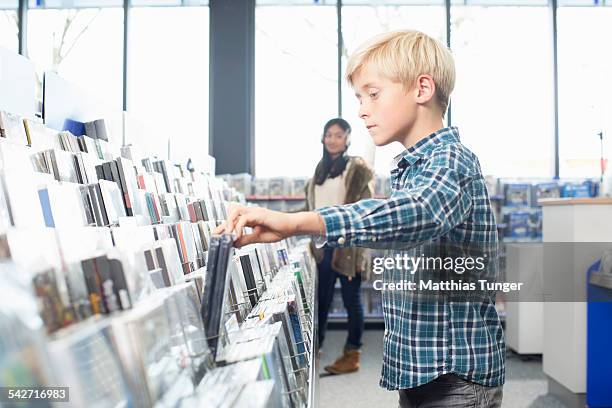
[0,50,318,408]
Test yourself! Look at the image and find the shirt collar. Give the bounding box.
[392,126,460,171]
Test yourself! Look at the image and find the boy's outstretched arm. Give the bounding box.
[217,157,472,249]
[217,205,326,247]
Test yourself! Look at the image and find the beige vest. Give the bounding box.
[305,156,374,280]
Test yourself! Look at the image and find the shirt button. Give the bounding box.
[337,237,346,245]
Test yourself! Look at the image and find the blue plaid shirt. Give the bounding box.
[316,127,505,390]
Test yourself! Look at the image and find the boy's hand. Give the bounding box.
[215,204,326,248]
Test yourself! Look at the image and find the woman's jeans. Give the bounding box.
[317,247,364,350]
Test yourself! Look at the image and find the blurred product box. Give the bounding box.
[561,180,599,198]
[229,173,252,196]
[268,177,290,197]
[290,177,308,198]
[533,182,561,204]
[504,183,532,207]
[251,178,270,197]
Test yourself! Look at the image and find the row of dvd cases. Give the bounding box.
[0,83,318,406]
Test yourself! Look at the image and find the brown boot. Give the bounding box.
[324,348,361,374]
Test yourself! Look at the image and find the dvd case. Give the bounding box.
[175,193,190,221]
[155,238,185,287]
[58,130,81,153]
[109,258,132,310]
[162,193,180,221]
[238,254,259,307]
[200,234,234,358]
[0,269,57,391]
[153,159,173,194]
[47,319,129,407]
[233,380,276,408]
[32,268,74,333]
[23,118,61,151]
[84,119,109,142]
[228,258,250,322]
[116,157,138,216]
[63,262,93,321]
[0,111,27,144]
[98,179,126,225]
[165,282,214,383]
[108,295,179,407]
[81,258,108,315]
[190,223,206,268]
[38,182,90,228]
[1,169,46,228]
[216,331,290,408]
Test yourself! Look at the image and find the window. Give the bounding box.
[558,6,612,178]
[0,0,18,52]
[450,5,554,177]
[128,6,209,161]
[558,0,609,5]
[28,0,122,7]
[131,0,207,5]
[340,3,446,175]
[451,0,547,4]
[255,3,338,177]
[27,8,124,110]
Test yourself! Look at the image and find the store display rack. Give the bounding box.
[0,47,318,408]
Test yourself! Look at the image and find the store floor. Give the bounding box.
[318,330,567,408]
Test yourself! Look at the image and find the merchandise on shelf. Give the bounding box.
[561,180,599,198]
[291,177,308,198]
[0,101,317,407]
[252,177,270,197]
[503,183,532,207]
[533,182,561,203]
[501,207,542,241]
[223,173,252,198]
[495,178,598,243]
[268,177,291,197]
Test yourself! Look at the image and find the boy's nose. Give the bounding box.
[358,105,369,119]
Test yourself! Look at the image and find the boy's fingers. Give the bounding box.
[234,226,270,247]
[234,233,256,248]
[226,204,247,233]
[234,215,248,240]
[234,209,260,239]
[214,221,227,235]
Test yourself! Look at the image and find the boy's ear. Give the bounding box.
[415,74,436,105]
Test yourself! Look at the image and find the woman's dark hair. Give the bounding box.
[314,118,351,185]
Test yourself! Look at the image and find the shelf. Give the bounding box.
[501,237,542,243]
[328,314,384,323]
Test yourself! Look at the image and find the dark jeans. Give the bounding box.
[317,247,364,350]
[398,374,503,408]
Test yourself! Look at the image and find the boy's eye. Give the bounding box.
[369,92,379,99]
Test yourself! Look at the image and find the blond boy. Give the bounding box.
[219,30,505,407]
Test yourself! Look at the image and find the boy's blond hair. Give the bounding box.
[345,30,455,116]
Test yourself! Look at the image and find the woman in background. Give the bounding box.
[306,118,374,374]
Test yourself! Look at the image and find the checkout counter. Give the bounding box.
[539,198,612,407]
